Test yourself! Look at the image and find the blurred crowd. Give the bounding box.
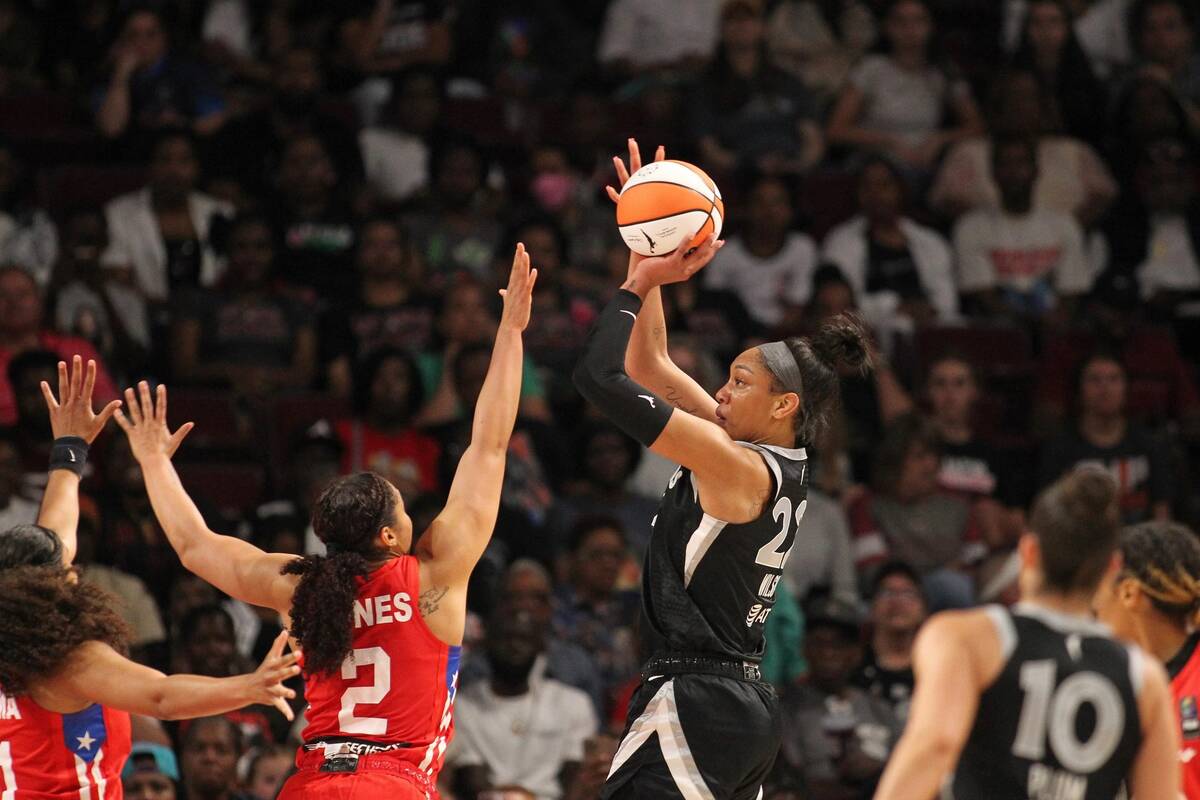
[1,0,1200,798]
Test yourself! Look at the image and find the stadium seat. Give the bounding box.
[176,461,266,522]
[36,164,146,216]
[166,387,255,455]
[915,325,1034,379]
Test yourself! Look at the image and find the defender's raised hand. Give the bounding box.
[40,355,122,443]
[498,242,538,332]
[113,381,195,461]
[243,630,301,721]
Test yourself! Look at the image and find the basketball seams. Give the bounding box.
[617,207,714,227]
[616,160,724,256]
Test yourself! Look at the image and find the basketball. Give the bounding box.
[616,160,724,257]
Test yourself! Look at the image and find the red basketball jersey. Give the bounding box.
[0,689,130,800]
[1170,634,1200,799]
[298,556,460,780]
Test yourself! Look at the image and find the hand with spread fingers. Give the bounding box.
[40,355,122,443]
[498,242,538,332]
[113,381,195,463]
[605,137,666,205]
[628,235,724,292]
[243,630,301,721]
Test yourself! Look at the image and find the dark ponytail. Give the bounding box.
[283,472,397,675]
[775,313,873,444]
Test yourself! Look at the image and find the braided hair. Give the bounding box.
[1118,521,1200,628]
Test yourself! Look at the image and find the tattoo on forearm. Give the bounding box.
[652,325,665,342]
[419,586,449,617]
[621,277,638,293]
[664,385,698,414]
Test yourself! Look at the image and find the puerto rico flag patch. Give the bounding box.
[64,704,110,797]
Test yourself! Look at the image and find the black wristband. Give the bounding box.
[49,436,89,477]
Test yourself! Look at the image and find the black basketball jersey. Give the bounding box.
[640,442,809,663]
[950,604,1144,800]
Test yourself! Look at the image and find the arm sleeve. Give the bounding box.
[573,290,674,447]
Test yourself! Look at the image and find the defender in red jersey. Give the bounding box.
[0,357,298,800]
[1094,520,1200,798]
[115,245,538,798]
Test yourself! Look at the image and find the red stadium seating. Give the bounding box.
[176,461,266,521]
[37,164,146,216]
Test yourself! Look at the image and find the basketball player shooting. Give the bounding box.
[0,356,299,800]
[873,469,1179,800]
[573,138,873,800]
[113,244,537,799]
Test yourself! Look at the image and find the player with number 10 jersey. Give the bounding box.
[112,246,539,798]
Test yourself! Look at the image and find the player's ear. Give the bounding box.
[1117,577,1143,609]
[1017,532,1040,574]
[773,390,800,420]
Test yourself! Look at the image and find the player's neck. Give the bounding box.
[1137,613,1191,664]
[1023,589,1094,620]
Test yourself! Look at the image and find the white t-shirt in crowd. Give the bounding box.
[360,128,429,203]
[0,495,37,532]
[1139,215,1200,296]
[953,208,1090,298]
[849,55,967,147]
[598,0,720,69]
[448,658,598,800]
[703,232,818,326]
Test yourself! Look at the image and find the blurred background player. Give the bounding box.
[0,357,298,799]
[575,140,872,800]
[874,469,1179,800]
[112,244,537,798]
[1094,520,1200,799]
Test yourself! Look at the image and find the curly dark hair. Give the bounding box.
[283,472,398,675]
[1118,521,1200,628]
[0,565,130,694]
[768,312,873,445]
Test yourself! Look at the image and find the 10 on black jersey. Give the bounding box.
[640,442,809,663]
[951,604,1144,800]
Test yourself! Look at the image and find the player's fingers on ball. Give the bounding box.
[655,145,665,162]
[606,185,620,204]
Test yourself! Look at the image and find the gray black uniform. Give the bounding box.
[949,604,1145,800]
[602,442,810,800]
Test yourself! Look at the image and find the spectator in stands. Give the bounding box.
[1034,268,1200,439]
[100,432,182,607]
[852,561,926,725]
[953,136,1091,324]
[331,0,453,84]
[0,427,34,530]
[74,503,167,662]
[410,139,502,285]
[1010,0,1109,146]
[826,0,984,174]
[551,424,660,557]
[242,744,293,800]
[1038,351,1174,524]
[419,279,551,425]
[210,46,364,200]
[778,596,899,800]
[102,132,234,304]
[122,741,180,800]
[524,143,613,288]
[822,157,958,336]
[925,352,1028,534]
[335,346,440,500]
[94,6,227,141]
[450,607,599,800]
[171,214,317,397]
[703,174,820,329]
[1108,73,1196,183]
[359,68,442,206]
[179,717,250,800]
[267,133,357,304]
[1129,0,1200,129]
[5,350,58,493]
[0,141,57,287]
[596,0,721,78]
[255,419,344,557]
[52,207,151,379]
[552,516,640,703]
[322,217,434,395]
[783,485,860,608]
[850,414,984,610]
[766,0,877,102]
[0,268,117,425]
[693,0,825,179]
[929,69,1118,224]
[1105,138,1200,319]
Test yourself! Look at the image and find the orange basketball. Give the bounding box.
[616,160,724,257]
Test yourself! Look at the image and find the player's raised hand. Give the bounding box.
[243,630,301,721]
[40,355,122,444]
[606,137,666,204]
[498,242,538,332]
[112,381,195,462]
[631,235,724,289]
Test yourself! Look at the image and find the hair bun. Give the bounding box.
[811,313,873,375]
